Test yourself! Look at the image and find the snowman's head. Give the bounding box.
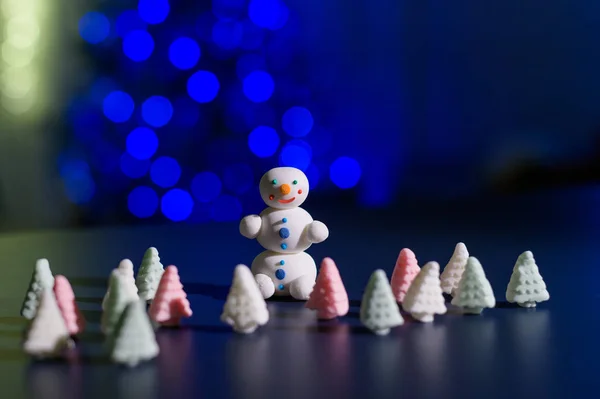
[259,167,310,209]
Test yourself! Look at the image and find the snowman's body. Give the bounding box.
[240,167,328,300]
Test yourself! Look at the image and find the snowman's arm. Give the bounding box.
[239,215,262,239]
[307,221,329,244]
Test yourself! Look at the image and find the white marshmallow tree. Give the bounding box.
[451,257,495,314]
[23,289,71,358]
[360,269,404,335]
[102,272,136,336]
[440,243,469,295]
[402,262,447,322]
[221,265,269,334]
[136,247,164,302]
[103,259,138,310]
[506,251,549,307]
[21,259,55,319]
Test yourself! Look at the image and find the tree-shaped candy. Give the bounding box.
[402,262,447,322]
[305,257,349,319]
[440,243,469,295]
[108,299,159,367]
[103,259,139,310]
[149,265,193,326]
[360,269,404,335]
[451,257,495,314]
[221,264,269,334]
[506,251,549,307]
[54,275,86,335]
[23,289,71,358]
[21,259,55,319]
[101,271,135,336]
[390,248,420,303]
[136,247,164,302]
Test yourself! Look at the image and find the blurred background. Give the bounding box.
[1,0,600,231]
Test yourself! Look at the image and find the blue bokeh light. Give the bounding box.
[243,71,274,103]
[240,19,265,50]
[223,163,254,195]
[248,126,279,157]
[138,0,170,24]
[116,10,146,38]
[172,97,200,127]
[120,152,150,178]
[126,127,158,160]
[279,139,312,171]
[150,156,181,188]
[282,106,314,137]
[128,186,158,218]
[89,77,117,105]
[169,37,200,70]
[330,156,362,189]
[78,12,110,44]
[60,159,96,204]
[212,0,247,20]
[211,194,242,222]
[122,30,154,62]
[103,91,134,123]
[212,20,243,50]
[187,71,220,103]
[161,189,194,221]
[236,53,266,79]
[248,0,288,30]
[142,96,173,128]
[191,171,222,202]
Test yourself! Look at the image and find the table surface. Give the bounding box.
[0,190,598,399]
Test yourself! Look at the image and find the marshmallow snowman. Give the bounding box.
[239,167,329,300]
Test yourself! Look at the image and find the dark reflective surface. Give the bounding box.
[1,189,598,398]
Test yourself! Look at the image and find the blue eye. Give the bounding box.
[271,179,277,185]
[292,180,298,185]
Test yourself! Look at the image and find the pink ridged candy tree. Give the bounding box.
[148,265,192,327]
[53,275,85,335]
[390,248,421,303]
[305,257,349,320]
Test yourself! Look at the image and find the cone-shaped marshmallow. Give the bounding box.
[360,269,404,335]
[403,262,447,322]
[148,265,192,326]
[506,251,549,308]
[23,289,70,358]
[136,247,164,302]
[440,243,469,295]
[451,257,495,314]
[221,265,269,334]
[390,248,420,303]
[305,257,349,319]
[54,275,86,335]
[21,259,55,319]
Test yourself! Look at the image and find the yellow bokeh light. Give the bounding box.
[1,66,36,98]
[1,94,34,115]
[1,0,37,18]
[5,17,39,48]
[1,42,34,67]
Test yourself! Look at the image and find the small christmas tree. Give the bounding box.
[440,243,469,295]
[101,271,135,336]
[360,269,404,335]
[390,248,421,303]
[136,247,164,302]
[23,289,71,358]
[506,251,549,307]
[148,265,193,326]
[108,299,159,367]
[53,275,86,335]
[402,262,447,322]
[451,257,496,314]
[21,259,55,319]
[305,257,349,319]
[221,264,269,334]
[103,259,139,310]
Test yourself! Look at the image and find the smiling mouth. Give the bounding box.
[278,197,296,204]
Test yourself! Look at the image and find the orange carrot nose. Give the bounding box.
[280,184,291,195]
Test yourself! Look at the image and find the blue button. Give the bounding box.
[280,260,285,265]
[279,227,290,239]
[275,269,286,280]
[282,218,287,223]
[281,243,287,250]
[278,284,284,290]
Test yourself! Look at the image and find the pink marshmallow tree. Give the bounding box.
[148,265,192,327]
[390,248,421,303]
[305,257,349,320]
[53,275,85,335]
